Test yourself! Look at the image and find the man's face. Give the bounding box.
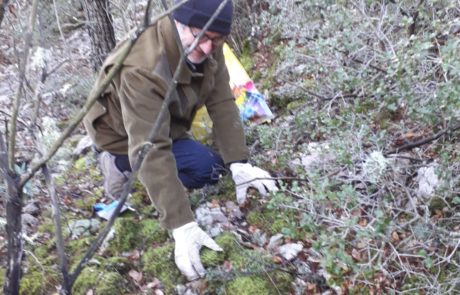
[176,21,226,64]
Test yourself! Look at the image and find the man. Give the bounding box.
[84,0,277,281]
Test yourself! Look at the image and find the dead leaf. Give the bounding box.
[391,231,399,242]
[272,255,283,264]
[129,270,143,283]
[352,248,361,261]
[248,225,258,233]
[306,282,316,291]
[144,278,161,289]
[125,250,140,260]
[223,260,232,272]
[358,218,368,227]
[211,199,220,208]
[356,241,367,249]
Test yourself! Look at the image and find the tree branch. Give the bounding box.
[385,122,460,155]
[7,0,39,172]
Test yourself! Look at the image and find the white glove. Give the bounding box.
[230,163,278,204]
[172,222,223,281]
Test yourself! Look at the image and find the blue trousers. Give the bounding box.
[113,139,225,189]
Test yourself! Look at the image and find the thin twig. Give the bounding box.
[7,0,39,172]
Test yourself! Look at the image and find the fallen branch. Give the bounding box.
[385,122,460,155]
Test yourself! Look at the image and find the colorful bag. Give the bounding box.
[191,44,274,143]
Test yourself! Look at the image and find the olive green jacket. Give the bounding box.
[84,18,249,230]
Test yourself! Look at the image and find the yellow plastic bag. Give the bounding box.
[191,44,274,143]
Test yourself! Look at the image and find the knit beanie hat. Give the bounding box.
[173,0,234,35]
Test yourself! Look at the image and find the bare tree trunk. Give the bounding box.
[81,0,116,71]
[0,0,10,28]
[3,175,22,295]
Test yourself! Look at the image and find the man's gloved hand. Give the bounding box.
[229,163,278,204]
[172,222,223,281]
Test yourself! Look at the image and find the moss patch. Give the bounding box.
[203,233,293,294]
[20,268,60,295]
[140,218,168,245]
[246,209,301,238]
[0,268,4,290]
[142,243,183,293]
[103,256,132,273]
[72,267,129,295]
[95,271,129,295]
[112,217,141,252]
[227,276,270,295]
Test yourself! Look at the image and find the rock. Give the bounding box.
[73,135,93,156]
[22,213,39,228]
[293,260,311,275]
[225,201,243,219]
[176,284,198,295]
[67,219,100,239]
[195,206,213,227]
[251,229,267,247]
[290,142,336,171]
[23,202,40,215]
[209,224,223,237]
[279,243,303,260]
[416,166,440,199]
[210,207,228,224]
[267,234,284,251]
[293,278,307,295]
[0,217,6,232]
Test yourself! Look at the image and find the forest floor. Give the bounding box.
[1,1,460,295]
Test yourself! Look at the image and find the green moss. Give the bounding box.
[73,268,129,295]
[202,247,226,267]
[20,269,59,295]
[0,268,4,289]
[140,218,168,245]
[74,193,100,212]
[142,243,183,293]
[130,188,157,217]
[238,39,254,74]
[68,237,92,271]
[73,157,87,172]
[19,272,44,295]
[112,217,141,252]
[247,209,301,238]
[37,216,54,234]
[267,271,293,292]
[226,276,270,295]
[103,257,132,273]
[215,232,239,254]
[95,272,129,295]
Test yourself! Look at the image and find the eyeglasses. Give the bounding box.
[189,27,227,47]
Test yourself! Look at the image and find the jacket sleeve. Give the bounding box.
[117,66,194,230]
[205,50,249,164]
